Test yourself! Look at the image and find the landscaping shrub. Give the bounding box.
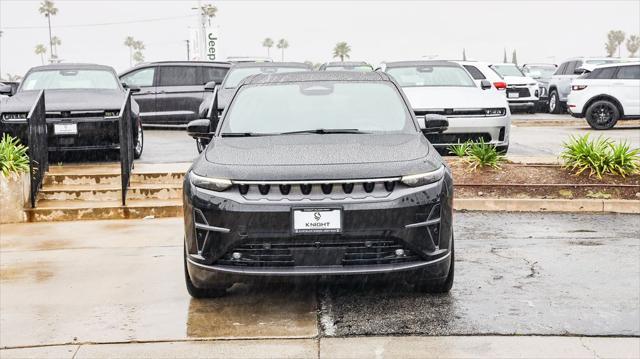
[560,134,640,178]
[0,134,29,177]
[466,140,506,170]
[447,141,471,157]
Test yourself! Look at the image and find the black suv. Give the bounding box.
[119,61,230,124]
[183,71,454,297]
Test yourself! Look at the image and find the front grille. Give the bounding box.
[415,109,486,118]
[46,111,109,119]
[217,238,419,267]
[506,88,531,97]
[426,132,492,144]
[235,178,400,200]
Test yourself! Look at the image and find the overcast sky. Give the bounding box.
[1,0,639,77]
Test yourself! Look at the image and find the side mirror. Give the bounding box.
[204,81,217,91]
[122,82,141,93]
[0,83,12,96]
[418,114,449,134]
[187,119,213,139]
[480,80,492,90]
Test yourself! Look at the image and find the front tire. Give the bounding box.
[412,237,454,294]
[184,243,228,298]
[548,90,562,114]
[134,121,144,159]
[585,100,619,130]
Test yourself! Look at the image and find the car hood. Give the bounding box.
[0,89,125,113]
[502,76,536,85]
[402,86,507,109]
[195,133,442,180]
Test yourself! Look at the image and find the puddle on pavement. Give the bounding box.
[186,282,318,338]
[0,262,55,282]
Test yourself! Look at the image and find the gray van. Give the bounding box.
[119,61,230,124]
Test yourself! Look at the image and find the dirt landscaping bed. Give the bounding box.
[448,159,640,200]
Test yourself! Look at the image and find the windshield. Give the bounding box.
[386,65,475,87]
[491,64,525,77]
[221,82,413,134]
[21,69,119,90]
[223,67,309,89]
[325,65,373,72]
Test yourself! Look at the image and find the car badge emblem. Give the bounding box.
[314,212,321,221]
[61,111,71,118]
[444,108,454,115]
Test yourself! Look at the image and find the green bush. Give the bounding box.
[447,141,472,157]
[560,134,640,178]
[0,134,29,177]
[466,140,506,170]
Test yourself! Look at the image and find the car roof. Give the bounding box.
[238,70,388,85]
[29,63,116,72]
[383,60,463,68]
[322,61,371,67]
[229,61,312,70]
[144,60,230,66]
[523,63,557,67]
[594,61,640,69]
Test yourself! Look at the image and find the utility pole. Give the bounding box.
[186,40,190,60]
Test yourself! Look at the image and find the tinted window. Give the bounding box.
[574,60,583,70]
[202,66,229,84]
[616,65,640,80]
[121,67,155,87]
[158,66,198,86]
[386,65,476,87]
[222,82,412,134]
[588,67,617,79]
[463,65,486,80]
[565,61,577,75]
[555,62,568,75]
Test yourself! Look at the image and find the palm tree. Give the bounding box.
[262,38,274,58]
[612,30,626,58]
[511,50,518,66]
[35,44,47,65]
[462,48,467,61]
[627,35,640,57]
[502,48,507,63]
[38,0,58,58]
[51,36,61,58]
[332,42,351,62]
[132,40,145,65]
[276,39,289,61]
[124,36,135,66]
[200,4,217,26]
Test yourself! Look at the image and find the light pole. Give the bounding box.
[186,40,190,60]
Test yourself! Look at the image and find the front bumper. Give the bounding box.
[183,171,454,287]
[425,115,511,148]
[0,117,121,151]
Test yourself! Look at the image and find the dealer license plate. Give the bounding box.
[293,208,341,234]
[54,123,77,135]
[508,92,520,98]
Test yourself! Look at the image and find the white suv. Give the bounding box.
[567,62,640,129]
[490,63,539,113]
[380,60,511,152]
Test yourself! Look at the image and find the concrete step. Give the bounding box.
[38,183,183,202]
[44,162,189,186]
[26,199,182,222]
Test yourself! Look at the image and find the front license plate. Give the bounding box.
[54,123,77,135]
[508,92,520,98]
[293,208,341,234]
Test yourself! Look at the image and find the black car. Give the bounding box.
[192,61,313,152]
[119,61,231,125]
[319,61,374,72]
[0,63,143,158]
[183,71,454,298]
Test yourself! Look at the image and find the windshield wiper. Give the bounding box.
[221,132,271,137]
[279,128,369,135]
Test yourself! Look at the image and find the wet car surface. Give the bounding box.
[1,212,637,348]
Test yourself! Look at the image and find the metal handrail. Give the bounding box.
[118,90,134,206]
[27,90,48,208]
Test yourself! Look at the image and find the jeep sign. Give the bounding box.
[205,26,219,61]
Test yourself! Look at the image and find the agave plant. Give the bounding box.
[466,140,506,170]
[0,134,30,177]
[560,134,640,178]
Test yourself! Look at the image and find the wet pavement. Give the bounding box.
[0,212,638,349]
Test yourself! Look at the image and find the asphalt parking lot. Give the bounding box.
[1,212,637,349]
[137,116,640,163]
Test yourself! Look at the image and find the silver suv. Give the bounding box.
[547,57,623,113]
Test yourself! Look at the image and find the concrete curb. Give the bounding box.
[455,198,640,214]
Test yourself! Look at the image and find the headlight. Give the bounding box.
[484,108,507,117]
[2,113,28,121]
[401,166,445,187]
[104,110,120,118]
[189,172,232,192]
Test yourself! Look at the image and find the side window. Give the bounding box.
[463,65,486,80]
[616,65,640,80]
[202,67,229,85]
[591,67,617,79]
[565,61,577,75]
[121,67,155,87]
[555,62,568,75]
[158,66,198,86]
[574,60,583,71]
